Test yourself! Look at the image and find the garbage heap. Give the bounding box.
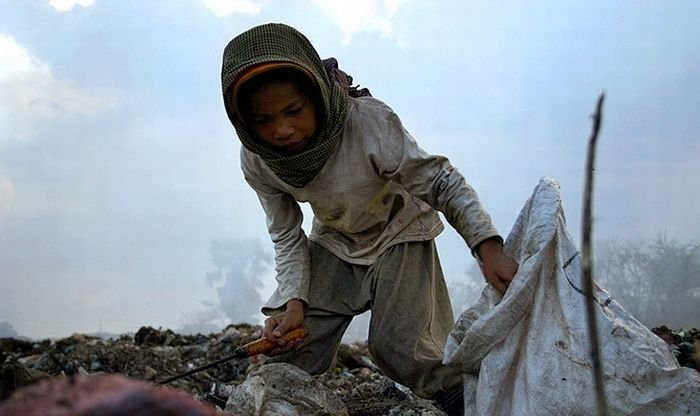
[0,324,697,415]
[0,324,453,415]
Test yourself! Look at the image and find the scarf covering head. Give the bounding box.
[221,23,348,188]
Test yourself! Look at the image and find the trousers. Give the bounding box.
[274,240,462,398]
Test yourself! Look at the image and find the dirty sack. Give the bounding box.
[443,177,700,415]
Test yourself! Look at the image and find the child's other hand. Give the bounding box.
[262,299,305,355]
[477,239,519,294]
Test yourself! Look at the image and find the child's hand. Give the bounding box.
[477,239,519,294]
[262,299,305,355]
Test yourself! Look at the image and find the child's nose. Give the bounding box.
[272,122,294,140]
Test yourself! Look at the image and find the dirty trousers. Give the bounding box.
[275,240,462,398]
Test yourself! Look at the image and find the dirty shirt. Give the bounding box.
[241,96,500,313]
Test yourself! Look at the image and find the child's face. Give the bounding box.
[243,80,318,154]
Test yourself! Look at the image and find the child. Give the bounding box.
[221,23,518,415]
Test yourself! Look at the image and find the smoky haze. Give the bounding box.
[204,239,268,326]
[1,1,699,339]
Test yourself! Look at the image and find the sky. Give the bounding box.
[1,0,698,339]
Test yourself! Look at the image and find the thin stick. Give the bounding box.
[582,92,607,416]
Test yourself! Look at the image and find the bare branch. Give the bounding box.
[582,92,607,416]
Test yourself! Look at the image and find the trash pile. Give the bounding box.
[0,324,696,415]
[0,324,445,415]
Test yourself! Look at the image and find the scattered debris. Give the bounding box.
[1,324,695,414]
[651,326,700,370]
[0,324,450,415]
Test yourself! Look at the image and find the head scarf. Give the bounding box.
[221,23,348,188]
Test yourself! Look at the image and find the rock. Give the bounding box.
[134,326,174,346]
[225,362,348,416]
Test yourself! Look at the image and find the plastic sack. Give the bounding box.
[225,362,348,416]
[444,177,700,415]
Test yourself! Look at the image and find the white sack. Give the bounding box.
[444,177,700,415]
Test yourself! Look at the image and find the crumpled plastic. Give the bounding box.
[225,362,348,416]
[444,177,700,415]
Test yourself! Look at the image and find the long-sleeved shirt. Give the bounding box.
[241,96,500,313]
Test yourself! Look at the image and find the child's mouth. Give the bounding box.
[283,139,306,152]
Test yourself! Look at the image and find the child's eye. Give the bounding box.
[286,106,303,116]
[252,117,271,125]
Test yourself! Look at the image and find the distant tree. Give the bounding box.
[642,238,700,326]
[594,239,652,313]
[595,236,700,328]
[0,321,19,338]
[205,238,271,324]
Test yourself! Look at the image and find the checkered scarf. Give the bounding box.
[221,23,348,188]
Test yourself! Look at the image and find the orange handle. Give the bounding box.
[241,326,309,356]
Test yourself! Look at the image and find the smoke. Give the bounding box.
[204,238,271,325]
[176,302,229,335]
[0,321,19,338]
[0,175,13,224]
[174,238,272,334]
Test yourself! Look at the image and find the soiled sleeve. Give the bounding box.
[240,149,310,316]
[366,100,501,250]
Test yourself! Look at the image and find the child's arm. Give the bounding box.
[241,151,311,342]
[250,181,309,344]
[366,100,518,291]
